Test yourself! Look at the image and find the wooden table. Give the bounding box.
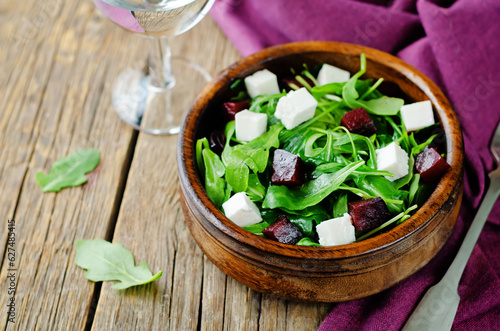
[0,1,333,329]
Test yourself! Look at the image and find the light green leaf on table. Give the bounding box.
[75,239,162,290]
[36,148,100,192]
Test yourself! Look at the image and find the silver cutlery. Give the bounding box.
[402,121,500,331]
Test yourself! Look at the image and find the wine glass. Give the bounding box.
[93,0,215,134]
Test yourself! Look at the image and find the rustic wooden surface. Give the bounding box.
[0,0,333,329]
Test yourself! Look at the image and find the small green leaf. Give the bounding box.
[296,237,321,247]
[243,221,270,236]
[75,239,162,290]
[263,161,363,210]
[36,148,100,192]
[202,148,226,209]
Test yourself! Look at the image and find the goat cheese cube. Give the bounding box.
[316,213,356,246]
[275,88,318,130]
[222,192,262,227]
[235,110,267,142]
[244,69,280,99]
[400,100,435,132]
[376,142,409,181]
[317,64,351,86]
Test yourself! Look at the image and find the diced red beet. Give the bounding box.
[340,108,377,136]
[415,145,451,183]
[263,215,304,245]
[221,100,250,121]
[281,75,315,91]
[209,131,226,155]
[348,197,391,231]
[271,149,305,187]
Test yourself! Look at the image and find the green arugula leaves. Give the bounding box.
[195,54,442,244]
[75,239,162,290]
[36,148,100,192]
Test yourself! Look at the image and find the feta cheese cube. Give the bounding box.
[376,142,409,181]
[235,110,267,142]
[222,192,262,227]
[275,88,318,130]
[316,213,356,246]
[244,69,280,99]
[317,63,351,86]
[400,100,435,132]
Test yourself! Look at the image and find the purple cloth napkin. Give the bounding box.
[211,0,500,329]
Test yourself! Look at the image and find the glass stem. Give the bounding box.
[148,37,175,89]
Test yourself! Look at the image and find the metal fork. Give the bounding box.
[402,121,500,331]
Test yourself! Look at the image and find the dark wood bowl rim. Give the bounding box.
[177,41,463,260]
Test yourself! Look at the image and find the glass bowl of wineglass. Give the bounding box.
[93,0,215,134]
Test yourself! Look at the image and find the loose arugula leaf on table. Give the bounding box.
[263,161,364,210]
[36,148,100,192]
[75,239,162,290]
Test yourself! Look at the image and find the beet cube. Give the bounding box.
[348,197,391,231]
[209,131,226,155]
[340,108,377,136]
[222,100,251,122]
[263,215,304,245]
[281,75,315,91]
[416,146,451,183]
[271,149,305,187]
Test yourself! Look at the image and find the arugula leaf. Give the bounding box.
[408,174,420,206]
[75,239,162,290]
[263,161,364,210]
[222,122,249,192]
[341,54,403,115]
[342,54,367,109]
[356,205,418,241]
[230,124,283,173]
[36,148,100,192]
[354,176,408,213]
[243,221,270,236]
[245,174,266,202]
[296,237,321,247]
[332,192,348,218]
[358,95,404,116]
[202,148,226,209]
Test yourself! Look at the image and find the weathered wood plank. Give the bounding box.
[0,0,137,329]
[200,256,227,331]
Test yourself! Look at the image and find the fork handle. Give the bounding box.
[443,167,500,288]
[402,168,500,331]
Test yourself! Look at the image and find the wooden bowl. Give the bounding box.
[177,41,463,302]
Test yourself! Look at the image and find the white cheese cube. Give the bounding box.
[235,110,267,142]
[317,63,351,86]
[376,142,409,181]
[316,213,356,246]
[222,192,262,227]
[275,88,318,130]
[244,69,280,99]
[400,100,435,132]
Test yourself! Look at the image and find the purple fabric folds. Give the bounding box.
[211,0,500,329]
